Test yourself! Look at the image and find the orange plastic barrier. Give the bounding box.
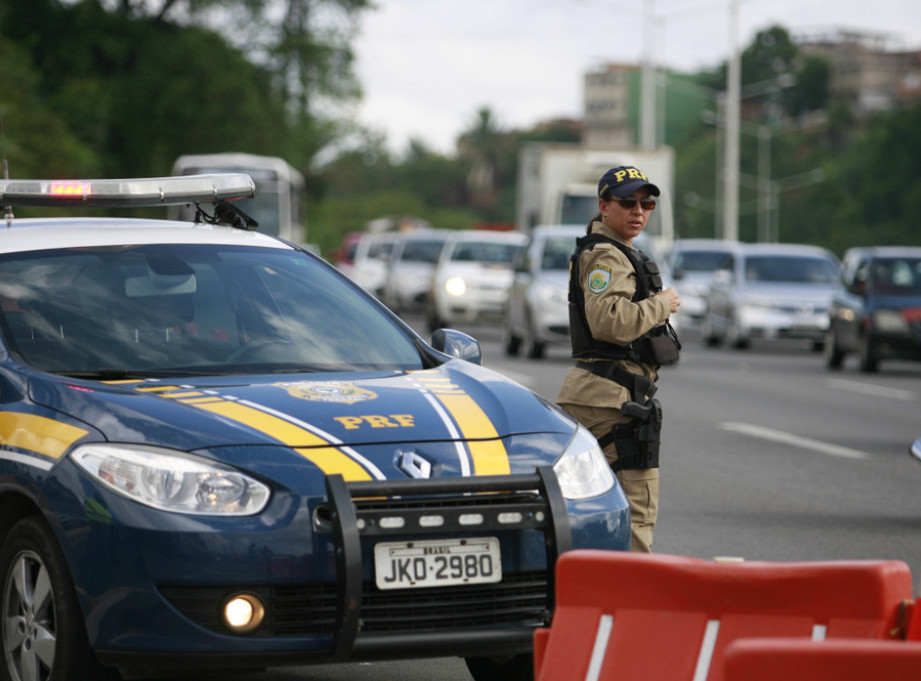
[905,597,921,641]
[533,550,913,681]
[722,638,921,680]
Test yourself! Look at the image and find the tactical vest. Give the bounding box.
[568,231,680,366]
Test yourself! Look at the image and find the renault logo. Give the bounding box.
[397,450,432,479]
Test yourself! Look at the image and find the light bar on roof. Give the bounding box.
[0,173,256,208]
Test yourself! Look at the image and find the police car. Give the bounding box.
[0,175,629,681]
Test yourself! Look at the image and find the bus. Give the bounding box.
[170,153,305,243]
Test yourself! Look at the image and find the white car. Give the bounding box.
[667,239,740,328]
[505,225,583,359]
[382,229,451,313]
[347,231,398,299]
[702,242,841,350]
[427,230,527,331]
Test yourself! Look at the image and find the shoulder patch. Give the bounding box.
[587,264,612,294]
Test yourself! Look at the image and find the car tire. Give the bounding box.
[823,328,844,369]
[426,308,445,333]
[0,515,120,681]
[523,311,546,359]
[465,653,533,681]
[503,326,522,356]
[527,340,546,359]
[727,317,750,350]
[858,334,880,373]
[700,315,722,347]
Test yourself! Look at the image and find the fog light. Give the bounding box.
[223,593,265,633]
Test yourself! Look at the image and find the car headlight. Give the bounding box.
[71,444,270,515]
[873,308,910,333]
[444,276,467,296]
[553,425,615,500]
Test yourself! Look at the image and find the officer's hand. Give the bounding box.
[656,287,681,314]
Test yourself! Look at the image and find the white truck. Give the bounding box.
[515,142,675,249]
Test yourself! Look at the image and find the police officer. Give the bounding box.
[556,165,680,553]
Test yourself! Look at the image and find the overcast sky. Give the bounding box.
[352,0,921,154]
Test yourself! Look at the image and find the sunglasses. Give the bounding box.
[607,196,657,210]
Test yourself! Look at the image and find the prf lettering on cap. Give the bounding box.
[614,167,648,183]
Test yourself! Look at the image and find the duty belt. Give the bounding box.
[575,360,657,402]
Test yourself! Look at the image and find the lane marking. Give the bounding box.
[718,422,871,460]
[826,378,917,402]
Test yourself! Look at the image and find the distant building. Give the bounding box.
[582,62,638,147]
[796,29,921,115]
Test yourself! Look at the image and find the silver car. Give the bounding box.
[668,239,740,329]
[382,229,451,313]
[504,225,583,359]
[702,243,841,350]
[427,229,527,332]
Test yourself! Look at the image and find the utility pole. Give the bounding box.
[640,0,656,149]
[722,0,741,242]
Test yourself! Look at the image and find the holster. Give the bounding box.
[599,398,663,471]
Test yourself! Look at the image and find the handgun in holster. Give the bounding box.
[600,398,663,471]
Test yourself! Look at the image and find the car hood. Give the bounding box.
[740,282,835,304]
[29,361,576,480]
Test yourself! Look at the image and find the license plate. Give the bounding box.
[374,537,502,590]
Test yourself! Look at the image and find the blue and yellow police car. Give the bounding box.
[0,175,628,681]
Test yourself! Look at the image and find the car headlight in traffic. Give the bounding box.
[444,276,467,297]
[553,425,615,500]
[72,444,270,515]
[873,308,910,333]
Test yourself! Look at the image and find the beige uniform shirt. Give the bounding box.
[556,221,672,410]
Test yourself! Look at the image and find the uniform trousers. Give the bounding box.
[560,403,659,553]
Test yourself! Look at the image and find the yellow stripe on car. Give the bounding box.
[169,393,373,481]
[412,373,511,476]
[0,413,89,459]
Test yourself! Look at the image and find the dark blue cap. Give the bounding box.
[598,165,660,199]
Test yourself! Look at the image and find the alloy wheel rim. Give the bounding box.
[3,551,56,681]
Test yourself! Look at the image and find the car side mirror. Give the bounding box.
[431,328,482,364]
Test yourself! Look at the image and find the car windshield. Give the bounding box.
[674,250,731,272]
[0,244,425,377]
[450,241,522,264]
[743,255,838,284]
[400,239,446,263]
[870,257,921,294]
[541,236,577,271]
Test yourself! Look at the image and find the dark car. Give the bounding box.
[825,246,921,372]
[0,175,629,681]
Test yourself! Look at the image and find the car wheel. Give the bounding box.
[0,516,119,681]
[823,328,844,369]
[700,315,722,348]
[502,325,522,356]
[727,317,750,350]
[858,334,879,373]
[527,340,546,359]
[465,653,533,681]
[426,308,445,332]
[523,311,546,359]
